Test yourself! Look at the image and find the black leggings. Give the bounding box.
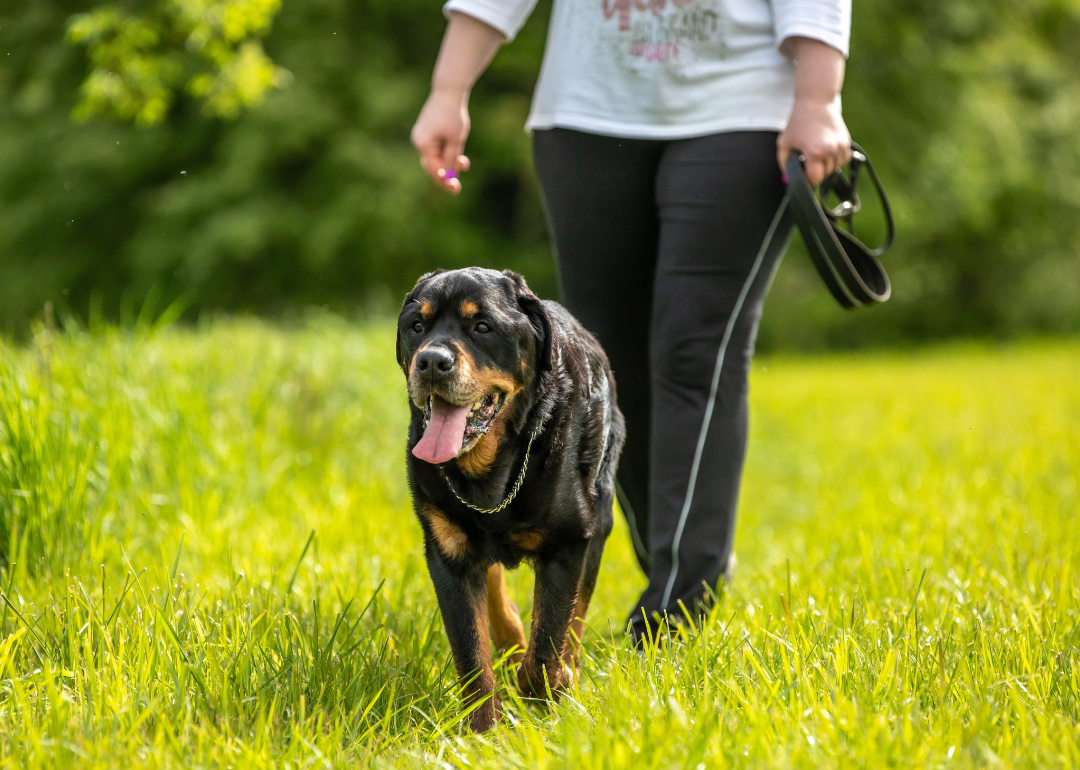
[532,128,793,631]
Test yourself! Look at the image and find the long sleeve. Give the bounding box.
[770,0,852,57]
[442,0,541,42]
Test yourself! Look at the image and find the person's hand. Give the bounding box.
[411,88,472,195]
[777,36,851,188]
[777,97,851,188]
[409,12,505,194]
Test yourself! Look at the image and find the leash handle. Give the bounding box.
[785,142,895,309]
[819,143,895,258]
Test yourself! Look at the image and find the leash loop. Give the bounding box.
[443,420,545,515]
[786,141,896,309]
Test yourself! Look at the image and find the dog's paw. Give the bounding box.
[516,656,568,700]
[468,692,501,733]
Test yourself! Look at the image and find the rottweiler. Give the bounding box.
[396,267,625,732]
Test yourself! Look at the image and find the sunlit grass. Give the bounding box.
[0,317,1078,767]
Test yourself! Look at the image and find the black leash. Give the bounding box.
[785,142,896,309]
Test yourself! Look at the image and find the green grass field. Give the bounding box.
[0,317,1078,768]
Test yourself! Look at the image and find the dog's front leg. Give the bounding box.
[425,541,498,732]
[518,539,589,699]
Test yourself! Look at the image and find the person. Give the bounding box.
[411,0,852,639]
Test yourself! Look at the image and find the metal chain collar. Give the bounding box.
[443,420,545,515]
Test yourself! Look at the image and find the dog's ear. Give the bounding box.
[503,270,553,375]
[397,269,444,369]
[401,269,444,309]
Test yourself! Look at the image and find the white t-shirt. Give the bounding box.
[443,0,850,139]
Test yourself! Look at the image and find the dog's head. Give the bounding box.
[397,268,552,465]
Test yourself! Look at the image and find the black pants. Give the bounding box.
[532,129,793,632]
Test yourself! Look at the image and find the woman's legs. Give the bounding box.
[631,131,792,632]
[534,128,793,634]
[532,128,663,572]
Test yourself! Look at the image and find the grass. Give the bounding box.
[0,315,1078,768]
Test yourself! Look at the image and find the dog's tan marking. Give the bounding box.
[408,351,420,384]
[454,365,525,478]
[486,564,526,661]
[420,300,435,319]
[509,529,546,551]
[421,504,470,560]
[472,366,520,397]
[465,588,499,730]
[564,591,592,670]
[461,300,480,319]
[407,341,437,400]
[457,412,508,478]
[453,343,476,381]
[517,577,569,698]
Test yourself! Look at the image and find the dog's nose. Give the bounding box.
[415,347,456,378]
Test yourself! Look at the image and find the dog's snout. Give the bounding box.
[415,347,456,378]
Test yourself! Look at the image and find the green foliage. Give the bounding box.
[0,320,1078,765]
[0,0,551,335]
[66,0,288,126]
[760,0,1080,349]
[0,0,1078,344]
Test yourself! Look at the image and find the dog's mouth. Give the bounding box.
[425,391,504,441]
[413,391,505,464]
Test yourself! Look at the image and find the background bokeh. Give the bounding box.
[2,0,1079,348]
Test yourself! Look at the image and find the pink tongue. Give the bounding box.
[413,396,472,464]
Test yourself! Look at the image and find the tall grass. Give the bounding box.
[0,319,1077,767]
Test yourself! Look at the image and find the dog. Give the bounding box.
[396,267,625,732]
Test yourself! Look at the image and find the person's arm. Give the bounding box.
[411,13,506,195]
[776,36,851,187]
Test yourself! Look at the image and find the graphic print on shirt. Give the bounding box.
[601,0,727,67]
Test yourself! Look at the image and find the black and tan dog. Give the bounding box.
[396,267,624,732]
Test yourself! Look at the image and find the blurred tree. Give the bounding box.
[0,0,552,331]
[0,0,1077,347]
[67,0,289,127]
[758,0,1080,349]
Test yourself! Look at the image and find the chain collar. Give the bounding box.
[443,419,545,515]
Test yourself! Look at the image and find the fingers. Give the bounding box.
[826,139,852,180]
[821,143,850,183]
[414,125,470,195]
[804,157,828,188]
[418,146,455,194]
[410,96,471,195]
[437,139,469,194]
[416,141,469,195]
[802,144,847,186]
[435,154,470,195]
[434,146,462,195]
[436,167,462,195]
[438,138,462,179]
[777,135,852,187]
[838,141,853,169]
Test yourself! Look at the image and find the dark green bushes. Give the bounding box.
[1,0,1078,347]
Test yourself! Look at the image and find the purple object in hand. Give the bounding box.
[444,168,457,180]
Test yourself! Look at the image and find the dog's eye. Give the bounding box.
[476,322,490,334]
[412,322,423,333]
